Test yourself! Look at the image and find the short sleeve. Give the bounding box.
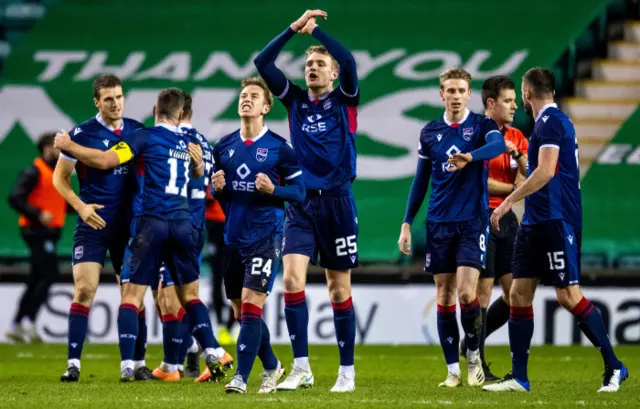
[278,142,303,181]
[122,128,148,156]
[60,126,85,162]
[537,116,562,149]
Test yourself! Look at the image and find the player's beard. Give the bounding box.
[523,102,533,116]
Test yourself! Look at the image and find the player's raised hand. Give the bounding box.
[79,203,106,230]
[490,198,513,231]
[212,170,225,192]
[256,173,275,195]
[290,9,327,32]
[447,152,473,172]
[398,222,412,256]
[188,142,203,166]
[54,129,71,150]
[300,17,318,35]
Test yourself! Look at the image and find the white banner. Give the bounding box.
[1,281,639,345]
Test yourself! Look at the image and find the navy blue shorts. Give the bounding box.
[425,215,489,274]
[72,220,129,275]
[223,234,282,300]
[121,216,200,287]
[153,223,205,290]
[512,220,581,288]
[283,184,358,270]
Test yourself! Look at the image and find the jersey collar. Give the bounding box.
[240,125,269,144]
[535,103,558,122]
[443,108,470,126]
[308,89,331,103]
[178,122,193,130]
[95,113,124,132]
[157,123,181,133]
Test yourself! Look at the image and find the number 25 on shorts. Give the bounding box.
[335,235,357,257]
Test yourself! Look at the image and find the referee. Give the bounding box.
[460,76,528,380]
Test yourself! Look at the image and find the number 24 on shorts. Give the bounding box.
[251,258,272,276]
[336,235,357,257]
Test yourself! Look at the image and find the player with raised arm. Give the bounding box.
[398,69,505,388]
[254,10,360,393]
[206,77,304,394]
[150,93,233,381]
[53,74,153,382]
[459,76,528,381]
[54,88,227,382]
[483,68,628,393]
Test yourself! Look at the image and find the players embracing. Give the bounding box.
[255,9,360,392]
[398,68,505,388]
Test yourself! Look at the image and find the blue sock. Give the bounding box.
[509,306,534,382]
[177,313,192,365]
[162,309,185,366]
[186,299,220,350]
[332,297,356,366]
[437,304,460,365]
[117,304,139,362]
[68,303,89,362]
[284,291,309,359]
[134,308,147,362]
[571,297,621,369]
[236,303,262,383]
[258,319,278,371]
[460,298,481,352]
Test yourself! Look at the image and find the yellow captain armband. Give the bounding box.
[111,142,133,164]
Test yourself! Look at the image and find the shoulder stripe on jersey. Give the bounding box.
[276,80,290,100]
[340,86,359,98]
[59,152,77,163]
[539,144,560,150]
[485,129,501,141]
[418,154,429,160]
[284,170,303,180]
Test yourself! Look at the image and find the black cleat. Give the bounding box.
[483,362,499,382]
[60,366,80,382]
[134,366,156,381]
[185,352,201,378]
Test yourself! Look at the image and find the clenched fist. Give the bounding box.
[55,129,71,150]
[211,170,225,192]
[290,9,327,32]
[256,173,275,195]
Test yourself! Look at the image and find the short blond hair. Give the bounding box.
[439,68,472,89]
[305,45,339,71]
[241,76,273,108]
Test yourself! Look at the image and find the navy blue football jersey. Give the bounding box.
[278,81,358,190]
[180,124,214,228]
[121,124,195,220]
[213,126,303,248]
[60,114,143,225]
[418,109,500,222]
[522,104,582,229]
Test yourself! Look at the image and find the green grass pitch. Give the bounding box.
[0,344,638,408]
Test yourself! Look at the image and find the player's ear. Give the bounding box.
[152,105,157,117]
[93,98,100,110]
[331,69,339,81]
[262,104,271,116]
[439,89,444,102]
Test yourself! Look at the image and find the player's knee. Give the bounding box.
[556,287,582,310]
[282,272,305,293]
[509,285,531,307]
[73,282,97,306]
[458,290,476,305]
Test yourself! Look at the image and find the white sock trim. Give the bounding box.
[187,337,199,354]
[133,360,146,370]
[339,365,355,377]
[68,359,80,369]
[447,362,461,375]
[120,360,134,372]
[294,357,310,371]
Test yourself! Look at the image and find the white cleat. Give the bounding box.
[330,372,355,393]
[483,374,530,392]
[276,365,314,391]
[467,350,485,386]
[225,374,247,394]
[598,365,629,392]
[438,372,462,388]
[259,361,286,394]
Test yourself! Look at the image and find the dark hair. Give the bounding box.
[156,87,185,121]
[481,75,515,108]
[37,132,56,155]
[92,74,122,99]
[523,67,555,99]
[182,91,193,119]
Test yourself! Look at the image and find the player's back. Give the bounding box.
[128,124,192,220]
[62,115,143,225]
[181,126,214,227]
[420,110,497,222]
[213,127,289,248]
[523,105,582,229]
[283,84,357,190]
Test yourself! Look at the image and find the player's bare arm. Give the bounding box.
[488,177,518,196]
[52,156,106,230]
[491,146,559,230]
[55,130,121,170]
[188,142,204,178]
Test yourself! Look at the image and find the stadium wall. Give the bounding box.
[1,281,639,346]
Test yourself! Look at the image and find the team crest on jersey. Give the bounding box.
[256,148,268,162]
[462,127,474,141]
[323,99,332,110]
[74,246,83,260]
